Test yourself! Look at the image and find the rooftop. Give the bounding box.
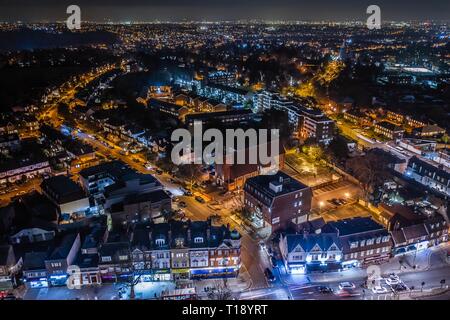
[328,217,385,237]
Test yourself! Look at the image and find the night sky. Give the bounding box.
[0,0,449,22]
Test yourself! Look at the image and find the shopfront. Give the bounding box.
[48,274,68,287]
[25,277,49,289]
[190,266,239,279]
[286,263,306,274]
[138,269,171,282]
[341,260,360,269]
[172,268,190,281]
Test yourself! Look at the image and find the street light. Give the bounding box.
[319,201,325,214]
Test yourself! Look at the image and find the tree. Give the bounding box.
[206,279,234,300]
[327,136,349,161]
[178,164,203,189]
[346,151,390,203]
[304,144,325,163]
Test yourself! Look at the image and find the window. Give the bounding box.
[155,238,165,246]
[102,256,112,262]
[194,237,204,244]
[119,255,128,261]
[360,240,366,247]
[350,242,358,249]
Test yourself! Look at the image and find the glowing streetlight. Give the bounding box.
[319,201,325,213]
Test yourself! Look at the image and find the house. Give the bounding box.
[327,218,392,268]
[149,223,172,281]
[405,156,450,197]
[386,110,405,125]
[205,225,241,279]
[109,189,172,224]
[130,224,152,278]
[413,125,446,138]
[9,228,55,244]
[45,233,81,286]
[79,161,163,209]
[343,109,372,126]
[148,98,189,120]
[0,245,17,291]
[244,171,313,233]
[374,121,404,141]
[0,153,51,184]
[166,220,192,281]
[279,232,343,274]
[390,215,448,256]
[215,139,285,191]
[71,252,101,287]
[98,242,131,282]
[22,251,49,289]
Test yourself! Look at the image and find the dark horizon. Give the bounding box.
[0,0,449,22]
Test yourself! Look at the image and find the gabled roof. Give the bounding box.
[286,233,342,253]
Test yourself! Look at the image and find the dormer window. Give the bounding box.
[155,238,165,247]
[194,237,204,244]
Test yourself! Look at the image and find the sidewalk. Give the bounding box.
[193,266,253,298]
[379,243,450,276]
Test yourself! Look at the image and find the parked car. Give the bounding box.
[179,201,187,208]
[317,286,333,294]
[155,169,163,175]
[390,283,408,292]
[195,196,206,204]
[339,282,356,290]
[385,274,401,286]
[372,286,389,294]
[264,268,276,282]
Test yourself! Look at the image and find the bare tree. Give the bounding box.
[347,151,390,203]
[206,279,234,300]
[178,163,203,189]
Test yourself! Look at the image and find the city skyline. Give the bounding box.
[0,0,449,22]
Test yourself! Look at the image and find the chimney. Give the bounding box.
[168,229,172,244]
[206,226,211,241]
[187,228,192,243]
[302,228,309,240]
[148,230,153,246]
